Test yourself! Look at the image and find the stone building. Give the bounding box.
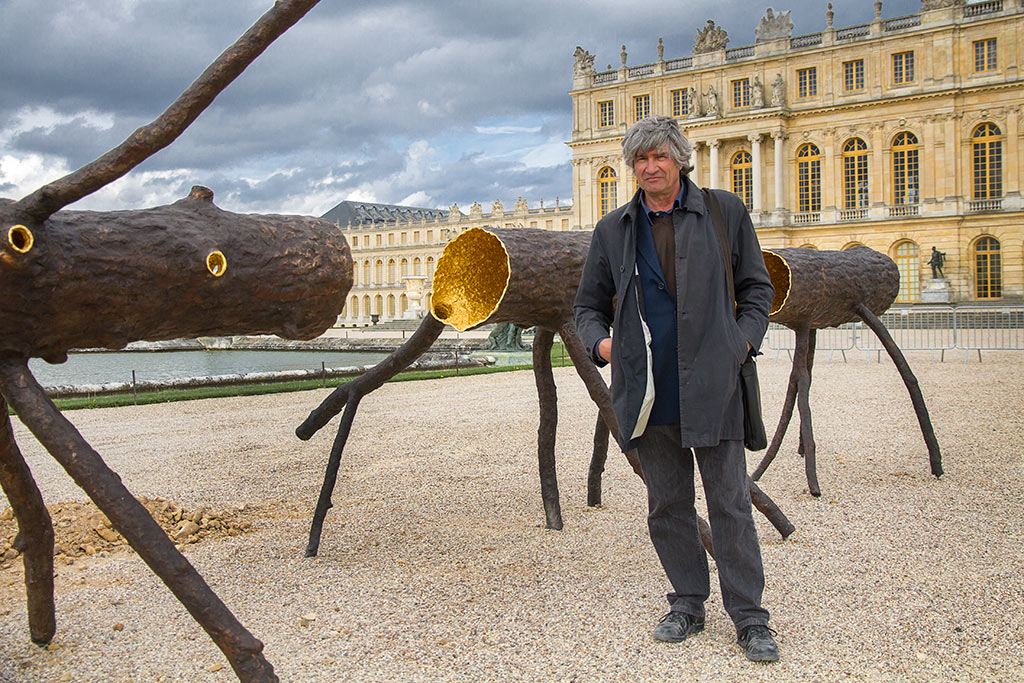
[568,0,1024,303]
[326,198,573,324]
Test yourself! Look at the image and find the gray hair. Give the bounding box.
[622,116,693,174]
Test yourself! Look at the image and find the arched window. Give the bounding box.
[400,294,408,316]
[387,294,396,317]
[413,257,422,276]
[972,123,1003,200]
[842,138,869,209]
[350,296,358,317]
[363,260,370,286]
[426,256,435,280]
[352,261,358,286]
[373,294,383,315]
[598,167,618,218]
[400,258,409,279]
[731,151,753,210]
[362,295,370,317]
[797,144,821,213]
[973,236,1001,299]
[841,242,865,250]
[892,132,919,205]
[894,240,920,303]
[387,259,396,284]
[798,243,818,250]
[374,259,383,285]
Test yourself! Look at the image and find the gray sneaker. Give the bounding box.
[737,624,780,662]
[653,611,705,643]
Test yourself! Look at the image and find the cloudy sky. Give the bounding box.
[0,0,920,217]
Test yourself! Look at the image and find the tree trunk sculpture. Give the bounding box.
[299,227,796,559]
[750,247,944,495]
[0,2,334,680]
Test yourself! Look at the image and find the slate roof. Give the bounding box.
[321,200,451,226]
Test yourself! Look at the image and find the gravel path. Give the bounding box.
[0,351,1022,681]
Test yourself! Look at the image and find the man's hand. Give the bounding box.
[598,337,613,362]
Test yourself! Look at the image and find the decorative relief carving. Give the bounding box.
[755,8,794,42]
[694,20,729,54]
[492,199,504,214]
[573,47,596,78]
[513,197,529,213]
[921,0,964,9]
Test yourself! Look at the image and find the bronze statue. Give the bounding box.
[928,247,946,279]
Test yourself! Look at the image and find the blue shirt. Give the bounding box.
[636,182,686,425]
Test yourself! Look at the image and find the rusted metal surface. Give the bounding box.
[764,246,899,329]
[0,189,351,362]
[0,359,277,681]
[430,228,593,331]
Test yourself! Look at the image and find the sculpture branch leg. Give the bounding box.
[748,477,795,538]
[588,413,609,507]
[798,329,817,456]
[0,359,276,682]
[297,314,444,440]
[532,328,562,530]
[0,398,55,644]
[306,395,362,557]
[793,327,821,497]
[856,304,943,477]
[751,376,796,481]
[558,322,642,478]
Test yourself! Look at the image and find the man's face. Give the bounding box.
[633,146,683,197]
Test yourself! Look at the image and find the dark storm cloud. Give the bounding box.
[0,0,920,213]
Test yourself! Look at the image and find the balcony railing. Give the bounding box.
[726,46,754,60]
[836,23,871,40]
[593,70,617,84]
[884,14,922,31]
[790,33,823,49]
[628,63,655,79]
[968,198,1003,212]
[793,211,821,224]
[665,57,692,72]
[965,0,1002,17]
[888,204,920,217]
[839,208,869,221]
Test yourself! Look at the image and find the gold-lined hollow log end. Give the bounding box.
[206,250,227,277]
[430,227,510,332]
[761,250,791,316]
[7,225,34,254]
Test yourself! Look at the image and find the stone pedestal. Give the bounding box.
[921,278,954,304]
[403,275,427,319]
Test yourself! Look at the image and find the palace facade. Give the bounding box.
[327,198,574,324]
[568,0,1024,303]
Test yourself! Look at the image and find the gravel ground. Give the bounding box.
[0,351,1022,682]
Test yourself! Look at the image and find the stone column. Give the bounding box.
[771,131,786,212]
[708,140,720,189]
[749,133,763,212]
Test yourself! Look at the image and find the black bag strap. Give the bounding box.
[702,188,734,303]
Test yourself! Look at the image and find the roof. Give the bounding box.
[321,200,451,226]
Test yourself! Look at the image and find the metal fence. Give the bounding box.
[762,305,1024,362]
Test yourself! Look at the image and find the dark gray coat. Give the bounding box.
[573,177,774,452]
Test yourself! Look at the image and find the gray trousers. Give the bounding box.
[636,424,769,632]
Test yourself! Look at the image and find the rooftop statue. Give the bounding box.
[694,19,729,54]
[573,46,596,77]
[755,8,794,42]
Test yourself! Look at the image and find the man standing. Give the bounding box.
[573,116,778,662]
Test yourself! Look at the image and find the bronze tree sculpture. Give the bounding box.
[298,227,796,558]
[0,1,341,680]
[749,247,943,495]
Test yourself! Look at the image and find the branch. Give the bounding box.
[13,0,322,223]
